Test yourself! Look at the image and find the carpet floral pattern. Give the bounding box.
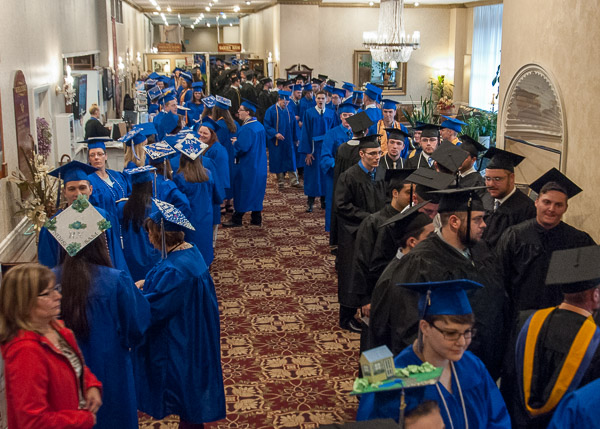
[139,176,360,428]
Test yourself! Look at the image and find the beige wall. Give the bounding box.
[240,4,281,62]
[498,0,599,240]
[184,27,220,51]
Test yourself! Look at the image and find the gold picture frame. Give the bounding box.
[353,50,407,96]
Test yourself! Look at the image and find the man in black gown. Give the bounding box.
[334,135,386,333]
[368,187,508,379]
[405,124,440,170]
[456,135,493,210]
[480,147,536,249]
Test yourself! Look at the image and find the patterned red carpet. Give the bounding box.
[139,174,360,428]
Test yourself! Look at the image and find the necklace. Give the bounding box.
[435,362,469,429]
[103,170,127,201]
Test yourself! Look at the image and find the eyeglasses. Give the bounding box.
[38,284,62,297]
[429,323,476,341]
[238,108,248,112]
[364,151,383,157]
[484,176,507,182]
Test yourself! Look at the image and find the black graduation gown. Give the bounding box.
[350,204,401,307]
[257,89,272,123]
[84,117,112,139]
[330,141,361,245]
[368,234,509,379]
[240,82,258,104]
[503,308,600,429]
[459,171,494,211]
[377,155,405,202]
[368,221,409,301]
[482,189,536,249]
[497,219,596,314]
[224,86,242,120]
[334,164,386,308]
[405,151,434,170]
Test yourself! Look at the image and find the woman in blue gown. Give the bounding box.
[134,203,225,428]
[357,280,511,428]
[184,82,205,126]
[212,97,238,206]
[54,234,150,429]
[118,166,162,281]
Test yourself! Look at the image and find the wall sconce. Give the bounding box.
[136,52,142,63]
[118,56,125,72]
[55,64,76,105]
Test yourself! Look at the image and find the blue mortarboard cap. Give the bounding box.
[174,132,207,160]
[381,99,400,110]
[119,128,145,145]
[49,160,98,183]
[202,95,216,109]
[192,81,204,91]
[177,105,191,116]
[440,115,467,133]
[124,165,156,184]
[80,137,112,151]
[278,90,291,100]
[215,95,231,110]
[303,83,313,92]
[149,198,195,232]
[337,102,359,115]
[148,86,162,101]
[352,90,364,102]
[158,75,171,84]
[148,72,161,80]
[161,112,180,135]
[400,279,483,317]
[144,141,177,163]
[133,122,158,137]
[365,83,383,102]
[161,92,177,105]
[342,81,355,91]
[292,84,303,92]
[332,87,346,98]
[199,117,221,133]
[180,71,193,83]
[322,85,334,94]
[241,99,258,113]
[173,67,183,74]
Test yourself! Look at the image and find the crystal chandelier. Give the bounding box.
[363,0,420,63]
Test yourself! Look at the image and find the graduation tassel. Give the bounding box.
[466,193,473,250]
[160,218,167,259]
[398,387,407,429]
[55,172,62,210]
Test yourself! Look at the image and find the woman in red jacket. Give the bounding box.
[0,263,102,429]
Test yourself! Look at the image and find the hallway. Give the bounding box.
[139,175,360,428]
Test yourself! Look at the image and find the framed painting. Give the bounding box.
[353,50,407,96]
[151,59,171,75]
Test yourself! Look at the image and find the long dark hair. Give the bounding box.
[178,155,209,183]
[213,106,237,133]
[122,181,153,232]
[60,234,112,340]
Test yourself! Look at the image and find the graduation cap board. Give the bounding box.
[202,95,216,108]
[124,165,156,185]
[529,167,582,199]
[381,99,399,110]
[440,115,467,133]
[400,279,483,317]
[357,135,381,150]
[385,127,410,141]
[174,132,208,160]
[43,195,111,257]
[380,200,431,228]
[405,169,456,191]
[346,111,374,135]
[546,245,600,293]
[483,147,525,172]
[417,124,441,138]
[144,141,177,161]
[215,95,231,109]
[49,160,97,184]
[458,134,487,158]
[430,141,469,174]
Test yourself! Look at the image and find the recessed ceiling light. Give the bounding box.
[167,6,172,12]
[209,2,213,6]
[222,13,227,18]
[414,1,419,5]
[153,11,159,15]
[369,1,374,5]
[233,5,240,12]
[191,24,194,28]
[229,23,233,26]
[150,0,157,5]
[207,23,211,27]
[205,6,210,11]
[245,1,251,4]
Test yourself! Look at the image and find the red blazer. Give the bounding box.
[1,320,102,429]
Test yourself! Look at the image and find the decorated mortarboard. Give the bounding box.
[241,99,258,113]
[365,83,383,101]
[311,77,323,85]
[124,165,157,184]
[143,141,177,162]
[199,117,221,133]
[483,147,525,172]
[174,132,208,160]
[49,160,97,183]
[145,79,158,88]
[337,102,359,115]
[202,95,216,109]
[160,92,177,105]
[149,198,195,232]
[177,105,191,116]
[148,72,161,80]
[191,81,204,91]
[529,167,582,199]
[43,194,112,257]
[133,122,158,137]
[381,99,400,110]
[80,136,113,151]
[458,134,487,158]
[161,112,180,135]
[332,87,346,98]
[430,141,469,174]
[214,95,231,110]
[302,83,313,92]
[440,115,467,133]
[346,111,374,135]
[278,90,291,100]
[148,86,162,101]
[118,128,147,146]
[385,127,410,141]
[546,246,600,293]
[399,279,483,317]
[357,134,381,150]
[431,186,486,213]
[292,84,303,92]
[405,169,456,191]
[417,123,441,138]
[342,81,356,91]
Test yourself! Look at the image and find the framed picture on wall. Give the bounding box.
[353,50,407,95]
[151,59,171,75]
[175,58,188,70]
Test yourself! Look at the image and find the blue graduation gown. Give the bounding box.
[148,103,159,115]
[117,201,161,282]
[299,107,335,197]
[38,206,131,276]
[53,265,150,429]
[299,96,316,121]
[547,378,600,428]
[173,171,220,265]
[232,118,267,212]
[320,124,353,231]
[264,103,298,174]
[184,101,204,126]
[287,101,304,168]
[357,346,511,427]
[87,170,130,219]
[133,245,225,423]
[154,174,192,220]
[215,118,239,199]
[201,156,225,226]
[153,111,169,140]
[365,105,383,136]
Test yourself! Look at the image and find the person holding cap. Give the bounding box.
[357,279,511,427]
[503,245,600,428]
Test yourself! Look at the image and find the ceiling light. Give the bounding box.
[150,0,157,5]
[214,0,219,3]
[205,6,210,11]
[246,1,251,4]
[222,13,227,18]
[369,1,374,5]
[191,25,194,28]
[414,1,419,5]
[233,5,240,12]
[209,2,213,6]
[156,5,161,11]
[229,23,233,26]
[200,13,205,18]
[167,6,172,12]
[153,11,159,15]
[207,23,211,27]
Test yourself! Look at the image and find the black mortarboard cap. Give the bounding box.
[529,167,582,199]
[380,200,431,228]
[260,77,272,85]
[385,127,410,141]
[432,186,486,213]
[327,79,337,87]
[405,168,456,190]
[418,124,441,138]
[385,168,416,189]
[318,74,328,81]
[415,184,441,204]
[430,141,469,174]
[346,111,374,135]
[483,147,525,172]
[459,135,487,157]
[357,135,381,150]
[275,78,286,85]
[311,77,323,85]
[546,246,600,293]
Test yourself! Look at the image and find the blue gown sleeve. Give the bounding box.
[263,107,278,140]
[234,126,253,156]
[38,226,60,268]
[299,112,312,154]
[320,134,335,174]
[143,267,189,325]
[116,270,151,347]
[546,390,585,429]
[102,210,132,277]
[163,181,192,220]
[481,364,512,428]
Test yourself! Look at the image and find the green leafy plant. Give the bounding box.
[459,109,498,146]
[401,92,437,128]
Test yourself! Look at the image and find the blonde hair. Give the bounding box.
[89,103,100,116]
[0,263,56,343]
[124,143,147,168]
